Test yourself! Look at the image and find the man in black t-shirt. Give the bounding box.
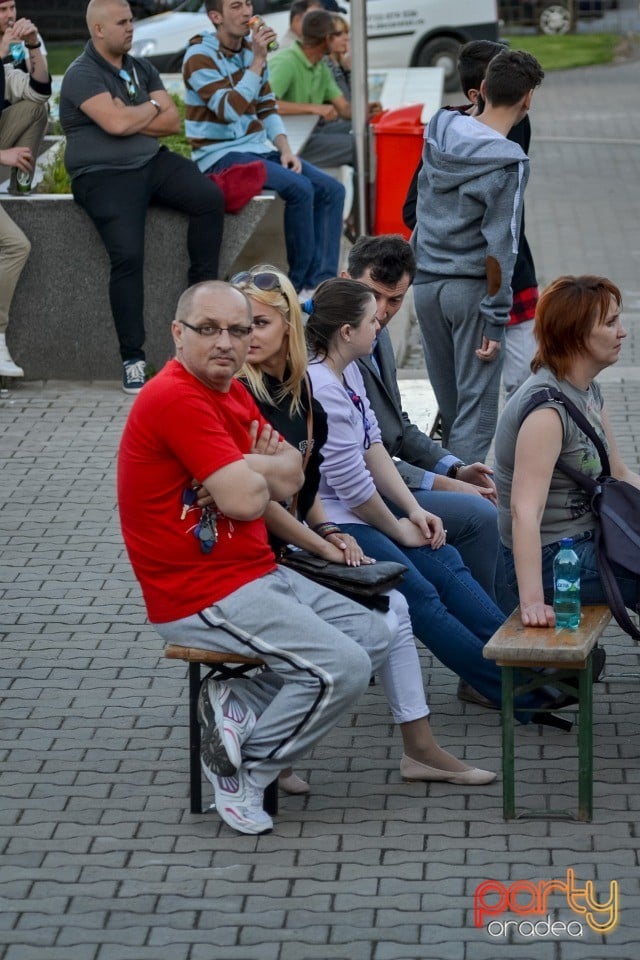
[60,0,225,395]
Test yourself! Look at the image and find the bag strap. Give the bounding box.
[288,373,314,519]
[520,386,611,481]
[595,526,640,640]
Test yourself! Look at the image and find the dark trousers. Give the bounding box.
[72,148,225,362]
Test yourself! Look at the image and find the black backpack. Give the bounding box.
[521,386,640,641]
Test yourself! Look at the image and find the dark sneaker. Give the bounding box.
[122,359,147,395]
[198,679,256,777]
[210,769,273,835]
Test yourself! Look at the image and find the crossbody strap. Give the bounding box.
[288,373,314,519]
[520,386,611,484]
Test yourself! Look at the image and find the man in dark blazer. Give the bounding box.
[347,234,513,618]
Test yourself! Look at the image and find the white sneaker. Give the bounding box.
[198,679,256,776]
[210,769,274,835]
[0,334,24,377]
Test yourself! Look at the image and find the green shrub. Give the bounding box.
[37,95,191,194]
[36,141,70,194]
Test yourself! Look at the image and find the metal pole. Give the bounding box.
[349,0,369,235]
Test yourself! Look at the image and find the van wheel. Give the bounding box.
[539,4,574,35]
[416,37,461,93]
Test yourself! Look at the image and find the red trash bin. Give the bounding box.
[370,104,425,239]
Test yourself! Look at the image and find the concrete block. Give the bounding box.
[1,193,273,381]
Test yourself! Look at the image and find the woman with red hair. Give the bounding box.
[494,275,640,628]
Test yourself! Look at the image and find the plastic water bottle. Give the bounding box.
[9,41,25,64]
[553,537,581,629]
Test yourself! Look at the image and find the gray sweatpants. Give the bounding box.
[414,277,505,463]
[155,566,392,788]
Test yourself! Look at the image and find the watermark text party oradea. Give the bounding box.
[474,869,619,939]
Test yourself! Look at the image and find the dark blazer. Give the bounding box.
[357,327,456,490]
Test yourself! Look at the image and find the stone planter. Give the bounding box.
[2,192,273,381]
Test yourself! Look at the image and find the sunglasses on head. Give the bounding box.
[231,271,283,293]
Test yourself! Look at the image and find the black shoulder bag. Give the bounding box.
[521,386,640,640]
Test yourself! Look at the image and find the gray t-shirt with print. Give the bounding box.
[494,367,607,549]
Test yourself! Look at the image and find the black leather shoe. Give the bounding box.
[532,711,573,732]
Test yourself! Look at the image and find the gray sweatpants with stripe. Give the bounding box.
[415,277,505,463]
[155,566,392,788]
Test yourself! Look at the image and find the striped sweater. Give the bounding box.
[183,31,286,172]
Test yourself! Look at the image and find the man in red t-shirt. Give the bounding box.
[117,280,391,835]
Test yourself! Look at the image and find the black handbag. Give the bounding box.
[279,549,408,612]
[521,386,640,640]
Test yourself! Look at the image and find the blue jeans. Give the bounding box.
[502,530,639,609]
[385,490,516,614]
[340,522,547,715]
[208,151,345,291]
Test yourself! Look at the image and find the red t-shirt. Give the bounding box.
[117,360,277,623]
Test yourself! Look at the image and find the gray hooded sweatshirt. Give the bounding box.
[413,107,529,341]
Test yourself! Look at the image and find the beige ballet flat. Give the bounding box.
[278,771,310,794]
[400,753,497,785]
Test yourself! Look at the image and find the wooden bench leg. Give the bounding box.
[264,779,278,816]
[501,666,516,820]
[189,662,203,815]
[577,654,594,822]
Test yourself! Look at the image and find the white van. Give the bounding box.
[131,0,500,91]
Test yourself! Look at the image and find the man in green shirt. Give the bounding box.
[269,8,354,166]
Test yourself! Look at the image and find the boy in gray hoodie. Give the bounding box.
[413,49,544,464]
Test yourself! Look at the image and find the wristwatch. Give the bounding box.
[446,462,465,479]
[149,98,161,113]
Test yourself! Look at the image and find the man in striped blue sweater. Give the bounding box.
[183,0,344,297]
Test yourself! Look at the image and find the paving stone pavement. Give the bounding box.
[2,57,640,960]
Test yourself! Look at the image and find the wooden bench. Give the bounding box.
[483,605,611,822]
[164,644,278,818]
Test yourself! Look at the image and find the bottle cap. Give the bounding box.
[559,537,573,547]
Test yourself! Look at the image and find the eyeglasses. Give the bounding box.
[231,271,283,293]
[180,319,254,339]
[345,382,371,450]
[118,67,137,103]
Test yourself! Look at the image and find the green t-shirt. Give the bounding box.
[494,367,607,549]
[269,42,341,105]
